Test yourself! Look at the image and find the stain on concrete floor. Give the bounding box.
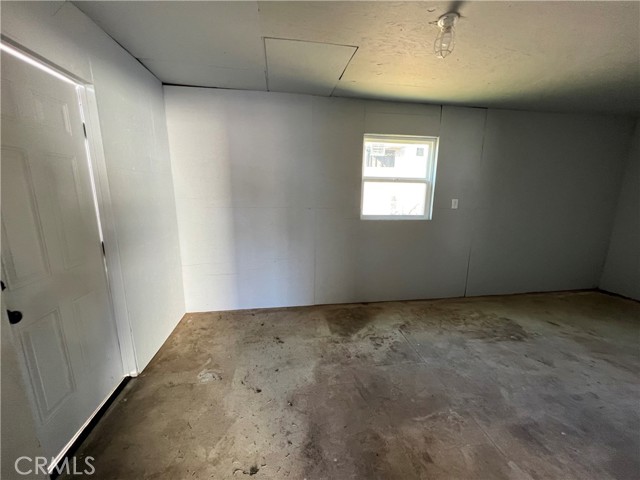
[63,291,640,480]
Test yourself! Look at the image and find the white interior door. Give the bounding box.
[1,50,124,464]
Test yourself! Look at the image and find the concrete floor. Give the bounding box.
[66,291,639,479]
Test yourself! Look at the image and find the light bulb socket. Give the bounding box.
[437,12,459,29]
[434,12,459,59]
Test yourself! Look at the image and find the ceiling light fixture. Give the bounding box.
[434,12,459,59]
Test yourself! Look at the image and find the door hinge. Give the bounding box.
[101,241,105,256]
[82,123,87,138]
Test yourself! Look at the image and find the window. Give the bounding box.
[361,134,439,220]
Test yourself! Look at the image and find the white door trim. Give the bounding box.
[1,39,138,377]
[77,87,138,376]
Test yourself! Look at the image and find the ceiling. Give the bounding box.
[74,1,640,114]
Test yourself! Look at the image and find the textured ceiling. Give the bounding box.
[74,1,640,114]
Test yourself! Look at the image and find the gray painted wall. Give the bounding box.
[466,110,633,295]
[164,86,635,312]
[600,119,640,300]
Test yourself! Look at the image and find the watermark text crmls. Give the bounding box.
[15,456,95,476]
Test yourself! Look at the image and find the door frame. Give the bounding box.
[1,38,138,378]
[76,86,138,376]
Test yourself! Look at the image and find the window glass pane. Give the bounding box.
[363,141,430,179]
[362,181,427,216]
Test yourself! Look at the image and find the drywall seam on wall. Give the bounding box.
[463,108,489,297]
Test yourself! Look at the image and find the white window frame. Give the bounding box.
[360,134,439,220]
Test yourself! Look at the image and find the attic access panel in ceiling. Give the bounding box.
[265,38,357,96]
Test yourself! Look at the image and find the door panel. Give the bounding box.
[72,289,112,373]
[1,49,124,464]
[42,153,88,269]
[20,309,75,421]
[1,147,51,287]
[31,91,73,133]
[1,79,19,118]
